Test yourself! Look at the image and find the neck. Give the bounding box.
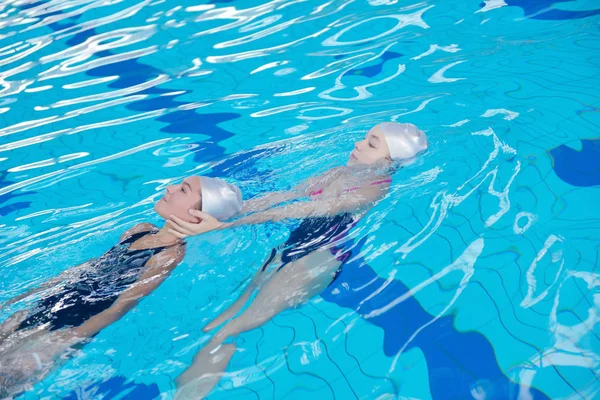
[153,221,183,245]
[345,161,392,178]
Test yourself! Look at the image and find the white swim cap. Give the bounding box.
[377,122,428,160]
[198,176,243,221]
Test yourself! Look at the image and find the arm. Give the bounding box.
[241,191,298,214]
[70,245,185,338]
[167,185,386,238]
[1,260,92,311]
[232,186,379,226]
[2,287,47,311]
[240,168,346,214]
[1,223,155,311]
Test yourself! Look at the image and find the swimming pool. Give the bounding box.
[1,0,599,398]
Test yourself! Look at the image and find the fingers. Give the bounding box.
[169,214,197,231]
[168,229,188,239]
[169,225,195,237]
[188,209,215,221]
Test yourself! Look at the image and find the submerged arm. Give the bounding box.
[168,185,386,238]
[234,181,387,226]
[0,260,91,310]
[240,168,346,214]
[71,245,185,338]
[233,192,367,226]
[1,223,157,311]
[241,191,298,214]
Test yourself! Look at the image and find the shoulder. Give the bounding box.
[146,243,186,270]
[120,223,157,242]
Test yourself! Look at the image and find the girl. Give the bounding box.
[168,122,429,398]
[0,176,243,398]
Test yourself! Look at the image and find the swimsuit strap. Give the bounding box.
[119,229,156,245]
[310,178,392,196]
[119,228,173,254]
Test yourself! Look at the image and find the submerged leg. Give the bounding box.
[176,249,342,399]
[174,343,236,400]
[203,250,279,333]
[0,327,80,398]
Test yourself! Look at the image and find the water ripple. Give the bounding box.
[0,0,598,398]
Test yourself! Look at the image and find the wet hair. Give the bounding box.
[194,195,203,211]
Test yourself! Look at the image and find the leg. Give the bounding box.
[203,251,280,332]
[176,250,342,399]
[0,327,84,397]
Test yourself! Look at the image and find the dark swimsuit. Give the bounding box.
[260,178,389,274]
[262,213,358,283]
[16,230,169,332]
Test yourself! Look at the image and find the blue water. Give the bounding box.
[1,0,599,399]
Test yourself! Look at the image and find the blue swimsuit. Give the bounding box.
[16,230,169,332]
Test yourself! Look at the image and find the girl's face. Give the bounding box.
[154,176,202,222]
[348,126,392,165]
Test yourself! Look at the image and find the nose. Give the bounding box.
[354,140,363,151]
[166,185,176,194]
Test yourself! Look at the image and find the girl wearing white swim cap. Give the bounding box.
[0,175,243,398]
[171,123,429,399]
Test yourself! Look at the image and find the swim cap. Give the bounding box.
[377,122,428,160]
[198,176,243,221]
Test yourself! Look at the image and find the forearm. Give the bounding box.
[4,261,92,307]
[72,283,156,337]
[3,287,43,308]
[240,175,331,214]
[241,191,299,213]
[72,266,173,337]
[72,300,134,338]
[231,198,349,228]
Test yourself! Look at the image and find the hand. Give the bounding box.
[168,210,231,239]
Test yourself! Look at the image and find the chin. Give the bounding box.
[347,155,361,165]
[153,201,167,219]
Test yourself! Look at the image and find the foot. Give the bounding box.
[175,344,236,399]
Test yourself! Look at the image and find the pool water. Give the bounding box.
[1,0,599,399]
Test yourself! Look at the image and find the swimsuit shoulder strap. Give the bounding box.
[119,229,156,245]
[122,229,182,256]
